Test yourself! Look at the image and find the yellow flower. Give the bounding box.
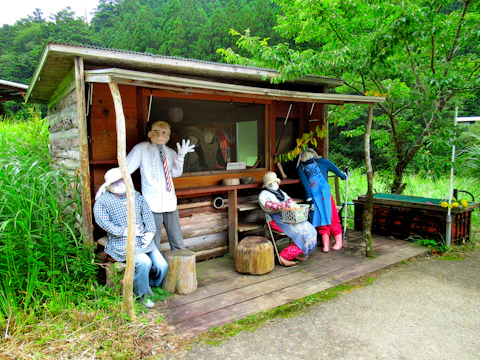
[461,199,469,208]
[452,202,459,208]
[440,201,448,208]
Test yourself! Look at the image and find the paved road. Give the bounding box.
[164,249,480,360]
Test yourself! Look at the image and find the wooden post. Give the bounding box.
[73,57,93,243]
[363,103,375,257]
[108,81,136,320]
[162,250,198,295]
[235,236,274,275]
[228,189,238,257]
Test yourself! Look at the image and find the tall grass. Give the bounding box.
[0,115,98,333]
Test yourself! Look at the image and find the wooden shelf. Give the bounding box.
[238,222,265,233]
[176,178,300,197]
[90,159,118,165]
[238,202,259,212]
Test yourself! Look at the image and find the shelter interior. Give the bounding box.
[25,43,384,262]
[88,82,323,258]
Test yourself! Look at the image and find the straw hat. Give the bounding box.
[262,171,281,188]
[95,167,124,200]
[104,167,123,187]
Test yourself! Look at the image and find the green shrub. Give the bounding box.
[0,115,98,332]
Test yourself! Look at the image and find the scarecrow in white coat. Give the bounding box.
[258,172,318,266]
[126,120,195,251]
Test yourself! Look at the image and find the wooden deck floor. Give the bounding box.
[162,230,428,338]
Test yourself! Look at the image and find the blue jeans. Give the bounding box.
[133,249,168,297]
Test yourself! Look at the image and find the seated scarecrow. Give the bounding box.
[258,172,317,266]
[93,167,168,309]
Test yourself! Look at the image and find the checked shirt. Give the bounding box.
[93,190,157,262]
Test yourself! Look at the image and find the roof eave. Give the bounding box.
[85,68,385,105]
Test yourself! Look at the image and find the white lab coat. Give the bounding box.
[127,142,184,213]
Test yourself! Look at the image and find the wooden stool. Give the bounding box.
[162,249,198,295]
[104,262,126,294]
[235,236,274,275]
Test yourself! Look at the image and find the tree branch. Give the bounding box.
[405,44,428,95]
[446,0,469,64]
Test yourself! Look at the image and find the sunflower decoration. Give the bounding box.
[439,198,469,209]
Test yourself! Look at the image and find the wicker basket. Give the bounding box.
[281,204,310,223]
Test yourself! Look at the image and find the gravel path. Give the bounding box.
[163,249,480,360]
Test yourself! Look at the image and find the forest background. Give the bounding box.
[1,0,479,183]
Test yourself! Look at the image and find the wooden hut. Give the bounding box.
[25,42,384,261]
[0,79,28,103]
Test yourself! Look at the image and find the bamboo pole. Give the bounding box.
[108,81,136,320]
[445,107,458,248]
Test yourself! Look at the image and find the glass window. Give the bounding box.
[148,97,266,174]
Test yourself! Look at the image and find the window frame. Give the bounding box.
[141,89,272,183]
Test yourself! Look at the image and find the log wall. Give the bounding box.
[48,88,80,177]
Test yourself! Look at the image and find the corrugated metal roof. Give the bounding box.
[26,42,346,103]
[0,79,28,103]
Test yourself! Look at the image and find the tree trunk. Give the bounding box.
[162,250,198,295]
[363,104,375,257]
[235,236,274,275]
[109,81,136,320]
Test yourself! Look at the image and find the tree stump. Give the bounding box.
[104,262,126,294]
[162,249,198,295]
[235,236,274,275]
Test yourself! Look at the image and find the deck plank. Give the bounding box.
[166,234,396,308]
[162,230,429,338]
[166,242,411,323]
[172,277,334,337]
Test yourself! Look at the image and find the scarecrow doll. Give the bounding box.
[94,168,168,308]
[258,172,317,266]
[298,149,347,252]
[125,120,195,251]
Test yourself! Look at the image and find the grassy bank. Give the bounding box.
[0,116,173,358]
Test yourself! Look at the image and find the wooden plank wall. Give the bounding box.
[157,192,265,261]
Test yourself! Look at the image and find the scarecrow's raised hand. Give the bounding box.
[176,139,195,159]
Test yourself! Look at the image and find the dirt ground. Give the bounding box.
[162,249,480,360]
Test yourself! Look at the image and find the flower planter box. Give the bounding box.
[353,193,479,245]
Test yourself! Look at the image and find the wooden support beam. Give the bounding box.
[74,57,93,243]
[228,189,238,258]
[108,81,136,319]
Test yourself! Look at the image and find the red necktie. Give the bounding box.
[160,145,172,192]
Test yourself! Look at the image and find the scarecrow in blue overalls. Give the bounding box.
[298,149,347,252]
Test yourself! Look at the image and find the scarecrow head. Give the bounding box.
[148,121,171,145]
[104,168,126,196]
[262,171,281,191]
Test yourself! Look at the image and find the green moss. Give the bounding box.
[196,281,368,345]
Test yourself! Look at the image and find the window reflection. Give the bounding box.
[149,97,266,173]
